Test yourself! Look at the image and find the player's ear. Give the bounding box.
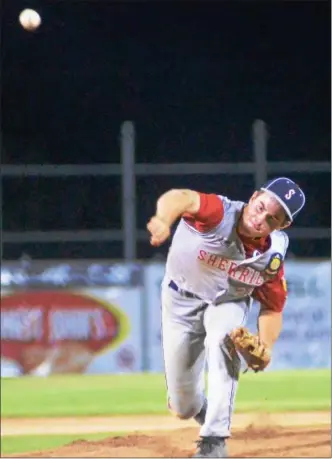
[280,219,291,230]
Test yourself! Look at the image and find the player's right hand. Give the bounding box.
[147,216,171,246]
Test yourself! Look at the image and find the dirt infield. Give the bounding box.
[3,412,331,458]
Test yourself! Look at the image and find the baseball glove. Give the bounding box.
[229,327,271,372]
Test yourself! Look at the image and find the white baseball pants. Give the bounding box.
[161,284,249,438]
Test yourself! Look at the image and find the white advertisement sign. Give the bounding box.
[1,287,143,376]
[247,260,331,370]
[144,263,166,372]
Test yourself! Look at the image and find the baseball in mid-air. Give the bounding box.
[19,8,42,31]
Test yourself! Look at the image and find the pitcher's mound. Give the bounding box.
[10,426,331,458]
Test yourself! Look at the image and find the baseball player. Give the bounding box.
[147,177,305,458]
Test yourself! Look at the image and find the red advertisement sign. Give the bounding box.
[1,289,130,375]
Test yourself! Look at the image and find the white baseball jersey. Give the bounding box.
[164,195,289,304]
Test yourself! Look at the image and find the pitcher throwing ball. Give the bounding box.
[147,177,305,458]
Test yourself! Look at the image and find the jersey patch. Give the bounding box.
[265,252,283,276]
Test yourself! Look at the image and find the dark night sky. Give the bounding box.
[2,0,331,260]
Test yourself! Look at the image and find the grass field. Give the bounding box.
[1,369,331,418]
[1,432,123,455]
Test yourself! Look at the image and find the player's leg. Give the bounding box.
[161,287,206,420]
[200,300,249,438]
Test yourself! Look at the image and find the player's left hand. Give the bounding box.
[229,327,272,372]
[147,216,171,246]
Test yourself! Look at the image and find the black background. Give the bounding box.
[2,0,331,260]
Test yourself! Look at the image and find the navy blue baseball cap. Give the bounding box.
[260,177,306,221]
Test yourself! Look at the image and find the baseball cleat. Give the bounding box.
[192,436,228,458]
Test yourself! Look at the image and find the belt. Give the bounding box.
[168,280,202,300]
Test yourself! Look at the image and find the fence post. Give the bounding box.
[121,121,136,261]
[0,170,2,260]
[0,128,3,260]
[252,119,268,189]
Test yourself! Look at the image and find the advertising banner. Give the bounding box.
[1,260,144,377]
[246,260,331,370]
[144,260,331,372]
[0,259,143,289]
[143,263,165,372]
[1,287,143,377]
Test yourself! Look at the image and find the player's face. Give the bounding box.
[240,191,290,238]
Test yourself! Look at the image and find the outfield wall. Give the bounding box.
[1,259,330,376]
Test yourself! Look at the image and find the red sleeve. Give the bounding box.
[183,193,224,232]
[252,264,287,313]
